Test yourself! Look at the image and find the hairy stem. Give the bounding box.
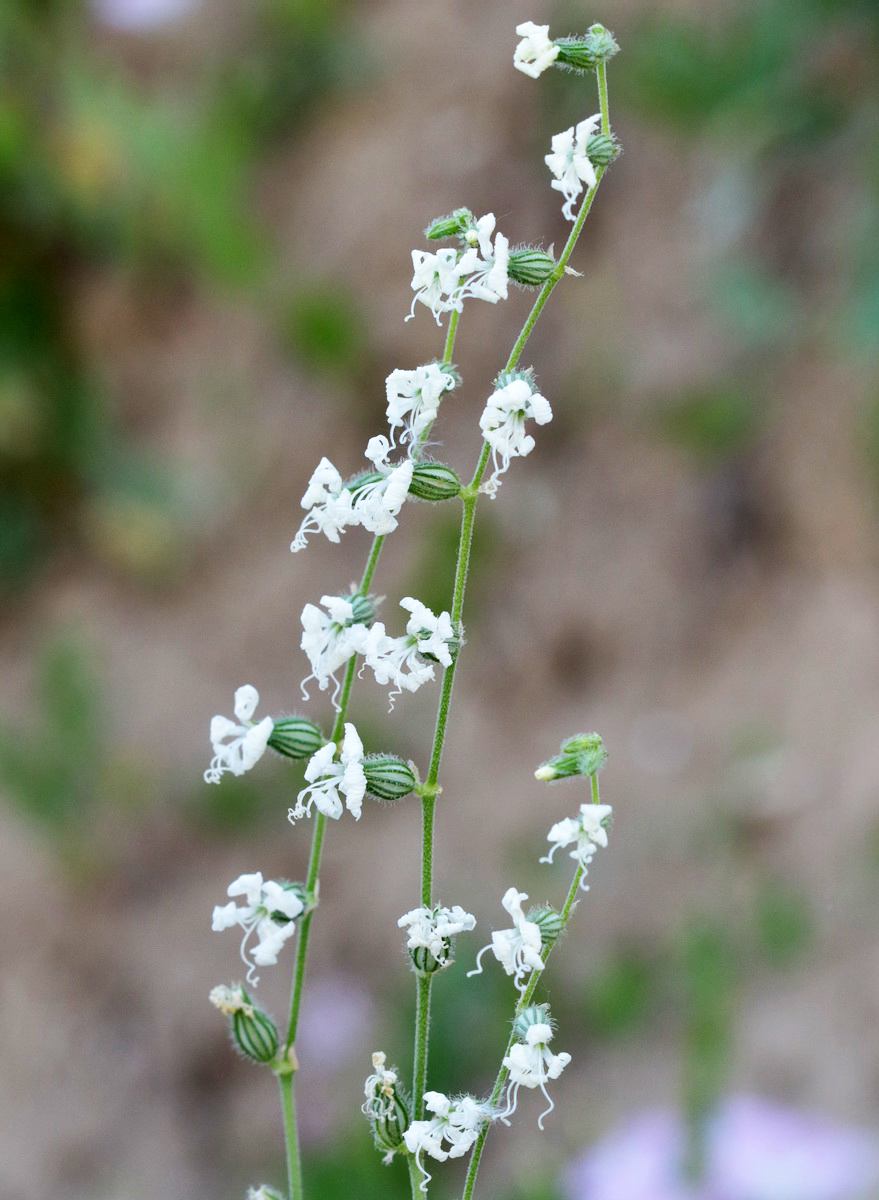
[279,1072,303,1200]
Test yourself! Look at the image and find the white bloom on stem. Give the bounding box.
[408,246,480,324]
[457,213,510,305]
[467,887,545,994]
[209,983,252,1016]
[204,685,274,784]
[545,114,601,220]
[211,872,304,984]
[398,904,476,959]
[354,436,415,534]
[360,597,455,706]
[289,723,366,821]
[514,21,560,78]
[404,1092,493,1193]
[291,457,357,552]
[541,802,613,890]
[385,363,457,451]
[300,595,370,708]
[479,376,552,497]
[500,1022,571,1128]
[362,1050,400,1116]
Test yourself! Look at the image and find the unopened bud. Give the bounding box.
[364,755,417,802]
[536,732,607,781]
[409,462,463,502]
[585,132,620,167]
[554,25,620,72]
[268,717,324,761]
[513,1003,553,1042]
[425,208,476,241]
[508,248,557,288]
[211,984,279,1064]
[528,905,564,948]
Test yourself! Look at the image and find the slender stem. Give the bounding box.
[412,972,433,1122]
[279,1072,303,1200]
[443,307,461,364]
[461,775,602,1200]
[597,59,610,135]
[284,534,386,1052]
[408,1152,425,1200]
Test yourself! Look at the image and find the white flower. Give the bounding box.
[289,723,366,821]
[467,887,545,994]
[545,114,601,220]
[408,246,481,324]
[291,439,414,552]
[208,983,252,1016]
[362,1051,400,1116]
[398,903,476,965]
[247,1188,284,1200]
[457,213,510,305]
[354,437,415,534]
[500,1022,571,1129]
[479,376,553,497]
[204,685,274,784]
[290,457,357,552]
[211,872,304,984]
[404,1092,493,1193]
[300,595,370,708]
[385,363,457,451]
[541,802,613,890]
[514,21,560,78]
[359,597,455,706]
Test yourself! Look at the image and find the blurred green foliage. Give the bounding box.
[0,0,362,592]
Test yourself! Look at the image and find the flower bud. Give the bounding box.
[364,755,417,802]
[247,1187,285,1200]
[210,984,279,1065]
[554,25,620,72]
[585,133,620,167]
[535,732,607,781]
[408,462,463,502]
[528,905,564,948]
[424,207,475,241]
[513,1003,553,1042]
[268,717,324,761]
[508,248,557,288]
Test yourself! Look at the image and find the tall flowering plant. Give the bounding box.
[204,20,622,1200]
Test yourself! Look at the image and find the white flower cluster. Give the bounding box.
[546,115,601,221]
[359,597,455,706]
[513,21,559,78]
[468,887,545,995]
[211,872,304,983]
[409,213,509,324]
[480,376,553,497]
[541,802,613,890]
[204,685,274,784]
[404,1092,493,1192]
[386,362,457,452]
[501,1022,571,1129]
[289,723,365,822]
[398,903,476,965]
[291,436,414,553]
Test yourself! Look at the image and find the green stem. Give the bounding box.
[443,307,461,365]
[461,775,602,1200]
[408,1151,426,1199]
[279,1072,303,1200]
[284,534,386,1053]
[412,972,433,1121]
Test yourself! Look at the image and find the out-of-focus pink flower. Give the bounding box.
[564,1096,879,1200]
[92,0,201,33]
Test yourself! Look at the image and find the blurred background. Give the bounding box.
[1,0,878,1198]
